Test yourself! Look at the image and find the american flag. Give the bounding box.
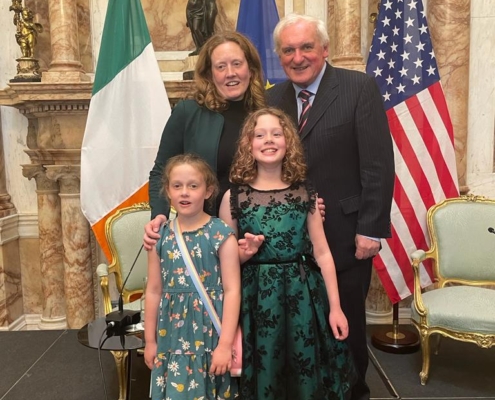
[366,0,459,303]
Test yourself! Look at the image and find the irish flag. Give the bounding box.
[81,0,170,261]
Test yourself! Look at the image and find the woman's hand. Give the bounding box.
[329,308,349,341]
[209,343,232,375]
[317,196,326,221]
[143,214,167,250]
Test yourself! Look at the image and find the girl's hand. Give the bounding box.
[209,343,232,375]
[238,232,265,255]
[329,308,349,340]
[144,342,157,370]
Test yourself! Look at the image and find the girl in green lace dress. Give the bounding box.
[145,154,241,400]
[219,108,357,399]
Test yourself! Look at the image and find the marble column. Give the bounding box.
[23,165,66,329]
[0,109,16,218]
[331,0,364,69]
[46,165,93,328]
[428,0,470,192]
[43,0,89,83]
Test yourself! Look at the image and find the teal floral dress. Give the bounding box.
[230,183,356,400]
[151,217,239,400]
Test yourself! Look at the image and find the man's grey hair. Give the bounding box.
[273,13,329,55]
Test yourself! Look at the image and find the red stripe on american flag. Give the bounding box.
[387,106,436,210]
[428,82,454,143]
[373,254,401,303]
[374,89,458,302]
[393,177,429,258]
[405,94,458,197]
[383,224,415,293]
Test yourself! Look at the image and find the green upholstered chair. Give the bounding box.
[410,195,495,385]
[96,202,150,400]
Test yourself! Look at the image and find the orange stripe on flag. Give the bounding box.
[92,183,149,262]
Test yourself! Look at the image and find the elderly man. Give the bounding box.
[268,13,395,400]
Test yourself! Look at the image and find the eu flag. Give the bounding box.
[236,0,286,86]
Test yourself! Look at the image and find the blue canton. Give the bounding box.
[366,0,441,110]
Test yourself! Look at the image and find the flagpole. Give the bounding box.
[367,0,419,355]
[370,303,419,354]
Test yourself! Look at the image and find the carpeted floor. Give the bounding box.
[0,329,150,400]
[367,325,495,400]
[1,326,493,400]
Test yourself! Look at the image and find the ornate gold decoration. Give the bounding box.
[9,0,43,82]
[112,350,129,400]
[369,1,380,26]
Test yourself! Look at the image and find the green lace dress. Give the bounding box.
[230,182,356,400]
[151,217,239,400]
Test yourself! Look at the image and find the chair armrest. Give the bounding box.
[410,250,428,316]
[97,263,112,315]
[411,249,426,263]
[97,263,109,277]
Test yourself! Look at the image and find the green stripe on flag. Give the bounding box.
[93,0,151,95]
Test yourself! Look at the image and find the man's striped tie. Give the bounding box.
[298,90,312,134]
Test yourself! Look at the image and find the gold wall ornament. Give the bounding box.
[369,1,381,27]
[9,0,43,82]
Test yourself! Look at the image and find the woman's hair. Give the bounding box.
[193,31,266,112]
[273,13,329,55]
[161,153,219,209]
[230,107,307,184]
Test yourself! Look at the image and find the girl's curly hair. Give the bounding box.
[193,31,266,113]
[230,107,307,184]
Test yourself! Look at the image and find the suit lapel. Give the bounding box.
[300,63,339,140]
[276,82,298,123]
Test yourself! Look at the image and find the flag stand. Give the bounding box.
[371,303,420,354]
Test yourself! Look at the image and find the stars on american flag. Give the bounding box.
[366,0,440,110]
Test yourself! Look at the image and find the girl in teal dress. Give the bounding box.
[219,108,357,400]
[144,153,241,400]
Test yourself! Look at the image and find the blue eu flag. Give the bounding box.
[236,0,286,87]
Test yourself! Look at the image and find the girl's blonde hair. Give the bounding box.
[193,31,266,112]
[161,153,219,209]
[230,107,307,184]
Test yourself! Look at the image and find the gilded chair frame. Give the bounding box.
[410,194,495,385]
[96,201,150,400]
[99,202,150,315]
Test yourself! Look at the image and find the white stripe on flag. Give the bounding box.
[81,44,170,225]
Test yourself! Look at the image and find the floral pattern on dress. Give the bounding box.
[150,217,239,400]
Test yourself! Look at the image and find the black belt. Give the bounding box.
[249,254,320,282]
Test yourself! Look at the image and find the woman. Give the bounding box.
[144,31,266,249]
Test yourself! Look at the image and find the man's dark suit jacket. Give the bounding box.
[267,63,395,271]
